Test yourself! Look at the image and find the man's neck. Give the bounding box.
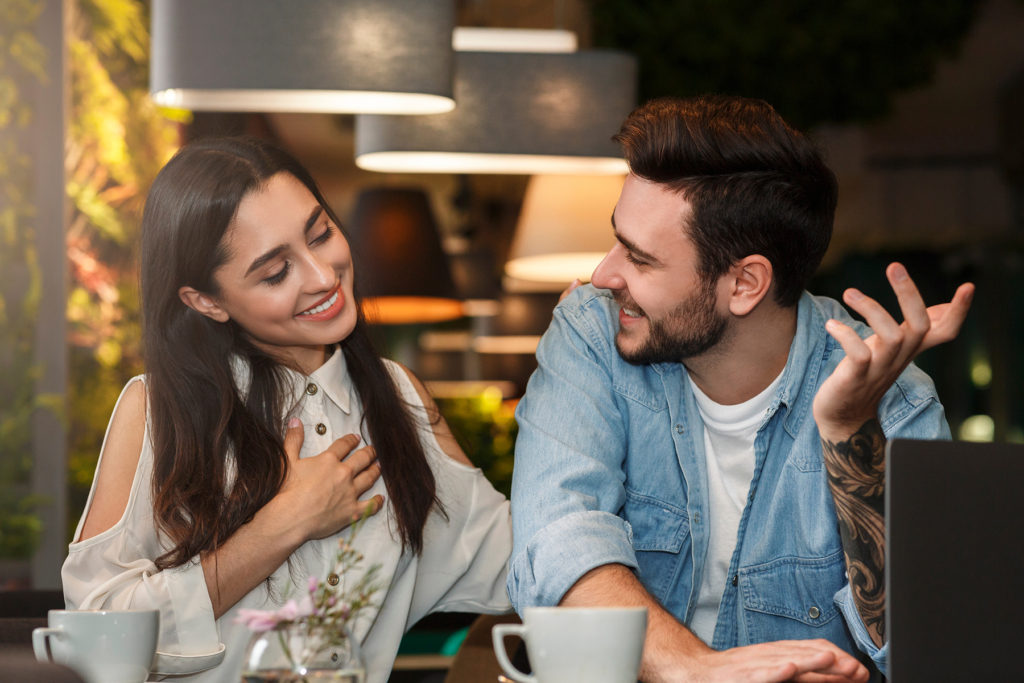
[684,304,798,406]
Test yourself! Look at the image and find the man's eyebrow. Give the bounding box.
[610,213,662,266]
[244,206,325,277]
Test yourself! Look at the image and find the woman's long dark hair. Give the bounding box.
[141,137,439,570]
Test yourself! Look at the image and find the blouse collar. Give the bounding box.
[230,346,354,416]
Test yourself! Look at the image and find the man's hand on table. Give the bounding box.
[561,565,868,683]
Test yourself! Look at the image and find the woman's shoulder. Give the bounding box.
[382,360,477,470]
[71,375,152,544]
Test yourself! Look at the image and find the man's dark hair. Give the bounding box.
[614,95,838,307]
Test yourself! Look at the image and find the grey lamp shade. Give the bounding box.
[150,0,456,114]
[354,49,637,174]
[347,188,463,324]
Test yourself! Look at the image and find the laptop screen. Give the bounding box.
[885,438,1024,682]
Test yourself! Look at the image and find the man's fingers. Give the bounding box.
[841,288,902,351]
[886,262,930,337]
[283,418,304,462]
[824,319,871,371]
[924,282,975,347]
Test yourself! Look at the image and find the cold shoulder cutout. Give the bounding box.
[394,362,474,468]
[77,377,148,542]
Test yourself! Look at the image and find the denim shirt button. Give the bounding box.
[808,606,821,619]
[674,423,684,435]
[692,511,701,524]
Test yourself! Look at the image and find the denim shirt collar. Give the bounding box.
[775,292,831,439]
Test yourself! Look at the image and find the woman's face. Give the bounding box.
[183,172,358,374]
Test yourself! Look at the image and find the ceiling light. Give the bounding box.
[505,174,624,288]
[150,0,456,115]
[354,48,636,174]
[452,27,577,53]
[347,188,464,324]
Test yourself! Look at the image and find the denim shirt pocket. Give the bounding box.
[740,550,849,643]
[623,489,690,603]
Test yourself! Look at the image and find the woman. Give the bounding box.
[62,137,512,682]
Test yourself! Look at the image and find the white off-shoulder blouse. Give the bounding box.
[62,351,512,682]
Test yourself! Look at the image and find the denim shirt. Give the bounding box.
[508,285,950,676]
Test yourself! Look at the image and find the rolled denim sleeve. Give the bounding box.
[508,287,639,612]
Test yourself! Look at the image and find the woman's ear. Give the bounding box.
[726,255,773,316]
[178,286,230,323]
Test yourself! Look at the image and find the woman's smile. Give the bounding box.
[297,284,345,320]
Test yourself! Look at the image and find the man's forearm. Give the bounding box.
[820,418,886,648]
[560,564,710,683]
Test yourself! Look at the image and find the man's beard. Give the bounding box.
[615,280,727,365]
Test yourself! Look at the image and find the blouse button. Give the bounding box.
[808,606,821,619]
[315,423,327,435]
[327,573,340,586]
[306,383,318,396]
[675,424,685,435]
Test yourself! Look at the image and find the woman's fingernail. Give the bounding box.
[288,417,301,428]
[891,263,908,281]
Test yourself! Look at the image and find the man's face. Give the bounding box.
[591,174,728,365]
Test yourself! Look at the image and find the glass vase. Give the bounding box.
[241,621,365,682]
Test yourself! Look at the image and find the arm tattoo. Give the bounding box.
[821,418,886,648]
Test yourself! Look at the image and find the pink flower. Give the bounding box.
[296,596,315,618]
[275,597,316,623]
[235,609,282,633]
[308,576,319,594]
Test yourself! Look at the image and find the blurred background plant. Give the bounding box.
[0,0,50,560]
[591,0,981,128]
[64,0,177,527]
[436,391,518,497]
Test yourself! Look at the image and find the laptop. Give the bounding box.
[886,438,1024,682]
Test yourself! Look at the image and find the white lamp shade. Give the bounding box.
[354,50,636,174]
[150,0,456,114]
[505,174,625,287]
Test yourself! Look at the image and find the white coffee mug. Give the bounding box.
[33,609,159,683]
[492,606,647,683]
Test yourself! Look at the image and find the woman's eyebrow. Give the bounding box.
[244,206,325,277]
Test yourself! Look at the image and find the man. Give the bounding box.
[507,95,973,682]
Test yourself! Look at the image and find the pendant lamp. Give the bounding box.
[354,39,637,174]
[150,0,456,114]
[504,174,625,289]
[347,188,463,325]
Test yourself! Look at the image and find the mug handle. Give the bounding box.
[32,626,62,663]
[491,623,536,683]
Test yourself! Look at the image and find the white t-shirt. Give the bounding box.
[62,351,512,682]
[687,371,783,643]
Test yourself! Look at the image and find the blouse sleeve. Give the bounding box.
[415,459,513,615]
[61,377,226,676]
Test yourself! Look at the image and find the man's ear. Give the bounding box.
[178,286,230,323]
[726,255,773,316]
